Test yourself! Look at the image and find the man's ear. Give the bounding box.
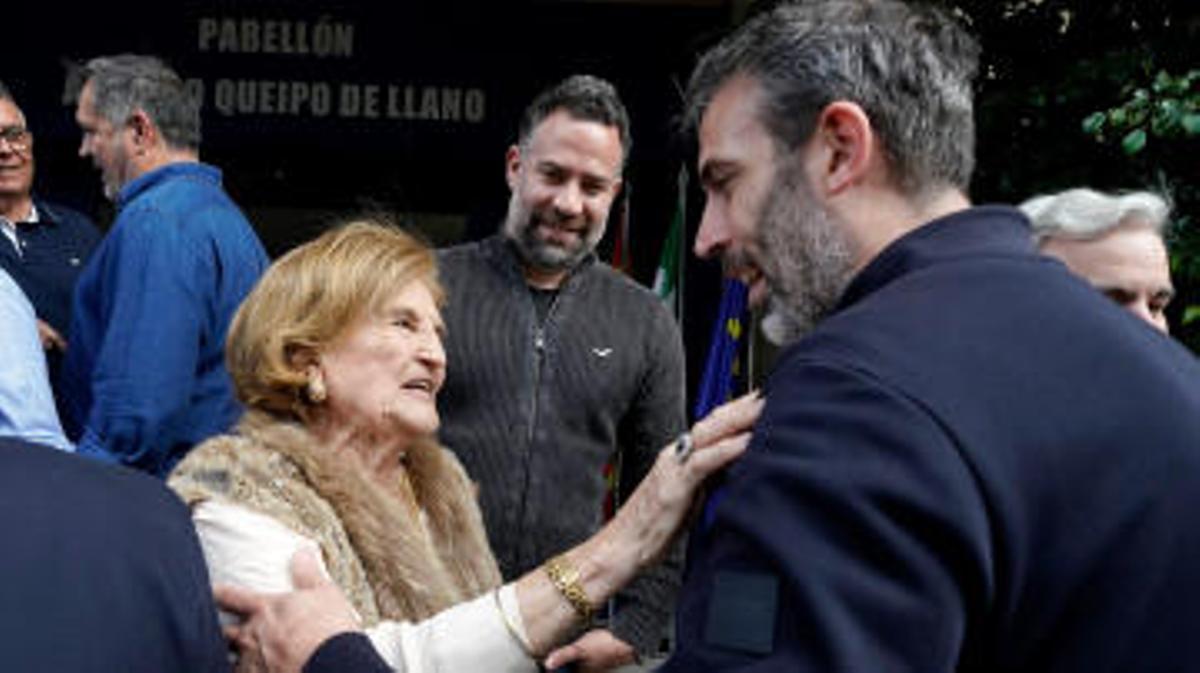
[505,145,522,191]
[127,109,158,152]
[810,101,875,196]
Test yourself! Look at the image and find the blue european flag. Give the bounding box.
[692,278,749,537]
[693,278,748,420]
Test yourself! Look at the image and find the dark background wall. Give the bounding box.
[9,0,737,412]
[11,1,726,250]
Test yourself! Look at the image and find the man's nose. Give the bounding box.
[553,183,584,218]
[694,200,729,260]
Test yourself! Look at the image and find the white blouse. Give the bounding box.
[193,499,537,673]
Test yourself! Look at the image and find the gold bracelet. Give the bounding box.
[543,553,593,624]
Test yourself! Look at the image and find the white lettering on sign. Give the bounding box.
[191,16,484,124]
[345,84,487,122]
[213,79,333,117]
[205,80,483,123]
[198,17,354,57]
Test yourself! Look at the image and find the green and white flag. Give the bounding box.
[653,167,687,322]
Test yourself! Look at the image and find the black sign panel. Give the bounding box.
[11,1,727,259]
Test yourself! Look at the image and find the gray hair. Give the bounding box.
[518,74,631,166]
[1021,188,1171,245]
[685,0,980,197]
[82,55,200,151]
[0,80,26,126]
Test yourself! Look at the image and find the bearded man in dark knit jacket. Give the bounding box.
[437,75,686,671]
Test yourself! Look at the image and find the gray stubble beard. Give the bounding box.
[756,160,856,346]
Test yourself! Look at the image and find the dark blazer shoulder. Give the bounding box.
[0,437,228,673]
[35,198,102,237]
[0,437,193,537]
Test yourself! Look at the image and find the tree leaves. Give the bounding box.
[1084,69,1199,150]
[1183,113,1200,136]
[1122,128,1147,154]
[1082,111,1106,134]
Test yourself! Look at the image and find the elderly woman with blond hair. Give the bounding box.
[169,219,759,673]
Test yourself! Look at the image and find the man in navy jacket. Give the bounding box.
[0,81,102,430]
[0,81,101,353]
[188,3,1200,671]
[661,2,1200,672]
[0,437,228,672]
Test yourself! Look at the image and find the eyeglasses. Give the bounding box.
[0,126,31,154]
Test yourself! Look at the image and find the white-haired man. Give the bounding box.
[1021,188,1173,333]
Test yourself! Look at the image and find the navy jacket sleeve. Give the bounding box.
[304,633,392,673]
[665,357,993,672]
[0,437,229,672]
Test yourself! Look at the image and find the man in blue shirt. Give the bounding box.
[0,268,71,451]
[62,55,267,477]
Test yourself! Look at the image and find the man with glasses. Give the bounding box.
[62,55,267,477]
[0,81,100,376]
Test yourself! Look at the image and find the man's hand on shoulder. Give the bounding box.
[216,548,361,673]
[544,628,637,672]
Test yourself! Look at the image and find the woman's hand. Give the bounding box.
[515,391,764,656]
[615,390,764,567]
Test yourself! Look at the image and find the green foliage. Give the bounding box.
[1122,128,1148,154]
[1083,69,1199,155]
[1082,65,1200,350]
[1186,306,1200,326]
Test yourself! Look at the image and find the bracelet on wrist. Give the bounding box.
[542,553,594,624]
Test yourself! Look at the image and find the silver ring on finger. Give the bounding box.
[673,432,694,465]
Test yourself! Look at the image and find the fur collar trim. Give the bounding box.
[172,411,501,623]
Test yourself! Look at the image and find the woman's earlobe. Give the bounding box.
[306,370,327,404]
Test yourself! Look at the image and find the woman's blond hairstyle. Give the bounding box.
[227,219,442,423]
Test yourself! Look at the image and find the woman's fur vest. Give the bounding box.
[170,410,502,625]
